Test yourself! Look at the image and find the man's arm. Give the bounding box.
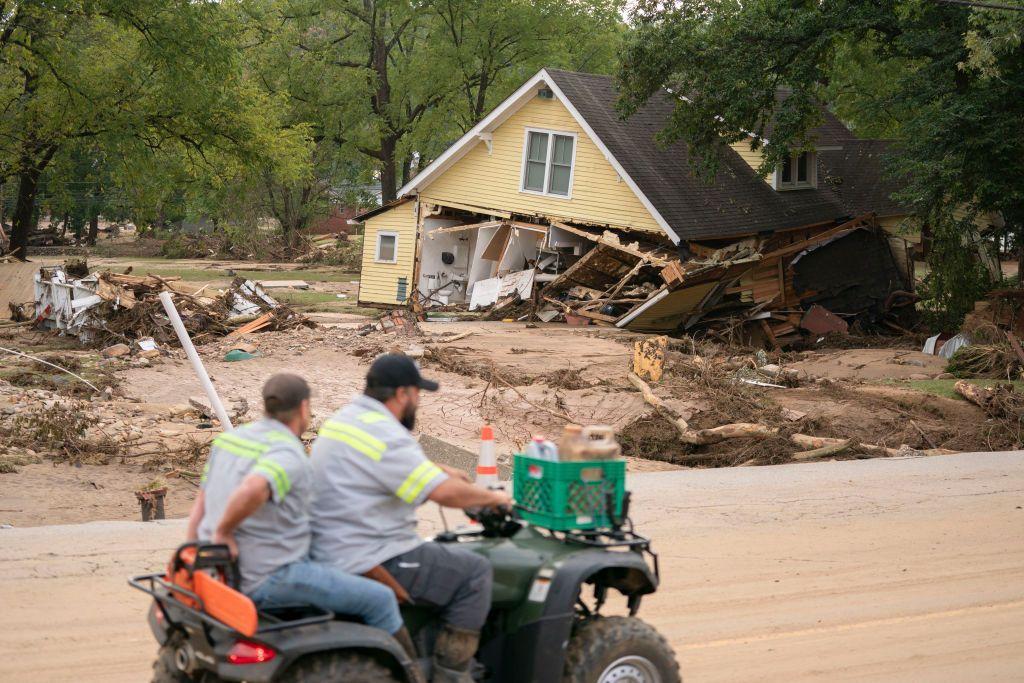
[428,477,511,510]
[213,474,271,557]
[185,489,206,541]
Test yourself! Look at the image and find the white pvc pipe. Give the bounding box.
[158,291,233,431]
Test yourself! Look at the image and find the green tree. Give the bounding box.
[618,0,1024,329]
[0,1,298,258]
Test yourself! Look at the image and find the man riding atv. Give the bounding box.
[310,354,511,682]
[187,373,413,655]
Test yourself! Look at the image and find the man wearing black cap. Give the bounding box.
[185,373,410,649]
[310,354,511,683]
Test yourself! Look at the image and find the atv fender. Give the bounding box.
[210,620,419,682]
[505,549,657,683]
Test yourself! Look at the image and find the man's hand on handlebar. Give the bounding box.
[484,489,513,510]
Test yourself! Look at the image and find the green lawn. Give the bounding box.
[886,377,1024,400]
[125,266,359,283]
[271,290,376,315]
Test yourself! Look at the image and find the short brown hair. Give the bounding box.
[262,374,311,420]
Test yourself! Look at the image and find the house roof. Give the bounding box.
[545,70,859,241]
[400,68,905,243]
[818,140,908,217]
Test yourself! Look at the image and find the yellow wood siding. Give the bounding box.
[358,201,417,305]
[878,214,921,244]
[420,96,663,234]
[728,139,772,184]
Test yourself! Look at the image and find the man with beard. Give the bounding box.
[310,354,511,683]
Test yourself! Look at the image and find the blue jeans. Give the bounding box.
[250,560,403,634]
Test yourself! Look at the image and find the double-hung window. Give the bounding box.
[776,151,816,190]
[375,231,398,263]
[521,129,576,197]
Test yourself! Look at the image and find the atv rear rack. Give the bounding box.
[129,573,334,636]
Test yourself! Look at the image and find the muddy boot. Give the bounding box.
[431,624,479,683]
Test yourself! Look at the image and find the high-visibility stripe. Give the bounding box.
[201,461,210,483]
[396,461,443,503]
[323,421,386,451]
[358,411,390,424]
[319,430,385,461]
[214,439,264,460]
[215,432,268,456]
[253,459,290,498]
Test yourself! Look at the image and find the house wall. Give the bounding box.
[358,201,417,305]
[728,139,772,185]
[420,95,663,234]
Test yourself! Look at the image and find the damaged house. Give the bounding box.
[354,68,918,344]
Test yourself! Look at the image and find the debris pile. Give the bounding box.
[922,289,1024,379]
[414,212,915,348]
[30,265,312,345]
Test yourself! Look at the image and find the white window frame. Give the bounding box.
[773,151,817,190]
[374,231,399,264]
[519,127,578,199]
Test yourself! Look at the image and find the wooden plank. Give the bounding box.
[549,221,668,266]
[427,219,504,238]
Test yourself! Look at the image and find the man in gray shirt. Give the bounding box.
[310,355,511,683]
[186,373,410,650]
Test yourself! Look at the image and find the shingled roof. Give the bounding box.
[545,69,869,241]
[819,140,908,217]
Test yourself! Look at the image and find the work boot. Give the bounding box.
[431,624,479,683]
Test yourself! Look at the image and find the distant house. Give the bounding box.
[353,69,916,311]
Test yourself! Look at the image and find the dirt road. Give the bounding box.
[2,450,1022,681]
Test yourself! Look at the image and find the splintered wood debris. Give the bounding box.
[30,265,312,345]
[416,211,915,347]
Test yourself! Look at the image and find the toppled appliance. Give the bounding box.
[31,266,311,344]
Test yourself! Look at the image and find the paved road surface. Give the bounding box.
[1,451,1022,682]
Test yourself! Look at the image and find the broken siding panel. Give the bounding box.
[421,96,663,234]
[359,202,417,305]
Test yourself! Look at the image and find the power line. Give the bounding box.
[933,0,1024,11]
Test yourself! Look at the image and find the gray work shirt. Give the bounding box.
[309,394,449,574]
[198,418,312,594]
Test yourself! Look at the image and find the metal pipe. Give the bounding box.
[158,291,233,431]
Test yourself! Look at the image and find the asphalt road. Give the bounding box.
[1,450,1022,682]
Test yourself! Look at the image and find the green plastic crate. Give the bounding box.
[512,454,626,531]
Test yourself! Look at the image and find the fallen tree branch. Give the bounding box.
[792,438,853,461]
[0,346,100,392]
[491,365,575,423]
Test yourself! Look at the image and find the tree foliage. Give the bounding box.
[618,0,1024,329]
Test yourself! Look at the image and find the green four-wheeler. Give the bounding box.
[132,500,680,683]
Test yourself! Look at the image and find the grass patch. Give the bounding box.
[886,378,1024,400]
[270,290,376,316]
[120,266,359,284]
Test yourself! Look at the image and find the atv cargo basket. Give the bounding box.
[513,454,625,531]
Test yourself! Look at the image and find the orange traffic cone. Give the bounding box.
[476,425,499,488]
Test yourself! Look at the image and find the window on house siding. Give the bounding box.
[776,151,815,190]
[521,130,575,197]
[375,232,398,263]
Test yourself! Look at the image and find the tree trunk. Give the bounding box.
[60,213,69,238]
[379,135,399,202]
[87,212,99,246]
[10,166,41,260]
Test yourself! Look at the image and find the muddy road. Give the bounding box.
[2,450,1022,682]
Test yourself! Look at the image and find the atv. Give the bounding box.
[131,499,679,683]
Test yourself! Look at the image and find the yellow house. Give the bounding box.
[355,69,914,307]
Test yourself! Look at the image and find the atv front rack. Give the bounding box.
[129,573,334,635]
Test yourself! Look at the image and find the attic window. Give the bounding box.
[521,128,576,198]
[776,151,817,190]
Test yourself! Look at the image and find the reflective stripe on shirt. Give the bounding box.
[317,420,386,461]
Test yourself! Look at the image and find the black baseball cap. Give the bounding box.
[262,373,311,413]
[366,353,439,392]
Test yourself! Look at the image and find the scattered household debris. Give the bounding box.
[29,264,311,344]
[412,211,914,348]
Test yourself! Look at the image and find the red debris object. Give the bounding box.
[800,305,849,336]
